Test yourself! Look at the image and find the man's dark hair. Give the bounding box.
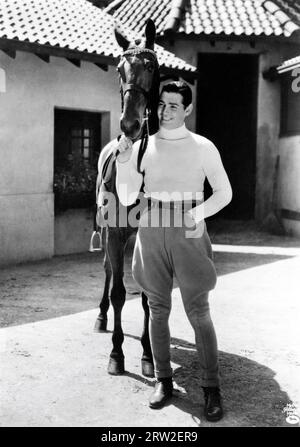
[160,81,192,108]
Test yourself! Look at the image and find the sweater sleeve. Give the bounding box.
[203,143,232,198]
[190,142,232,222]
[116,142,144,206]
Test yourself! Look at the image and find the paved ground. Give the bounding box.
[1,221,300,427]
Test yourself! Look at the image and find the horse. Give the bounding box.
[93,19,160,377]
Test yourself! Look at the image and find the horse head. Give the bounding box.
[115,19,160,140]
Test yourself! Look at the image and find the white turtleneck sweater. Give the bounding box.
[116,124,232,222]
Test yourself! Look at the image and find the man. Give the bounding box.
[114,81,232,422]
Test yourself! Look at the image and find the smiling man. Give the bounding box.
[115,81,232,422]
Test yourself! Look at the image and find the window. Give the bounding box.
[54,109,102,211]
[54,109,101,169]
[70,127,96,163]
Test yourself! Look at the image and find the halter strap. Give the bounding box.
[101,106,149,185]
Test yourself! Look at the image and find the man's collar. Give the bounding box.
[157,124,189,140]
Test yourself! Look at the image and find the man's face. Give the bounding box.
[157,91,192,130]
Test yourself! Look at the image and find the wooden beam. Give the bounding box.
[2,48,16,59]
[0,38,117,67]
[0,38,197,80]
[35,53,50,63]
[94,63,109,71]
[67,58,81,67]
[263,66,278,81]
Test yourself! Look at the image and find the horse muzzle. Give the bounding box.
[120,117,143,140]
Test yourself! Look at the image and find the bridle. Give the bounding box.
[112,47,159,169]
[99,46,159,207]
[118,47,158,105]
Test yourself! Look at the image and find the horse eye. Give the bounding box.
[145,62,154,72]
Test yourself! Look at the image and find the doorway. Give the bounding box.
[197,53,258,219]
[53,109,102,255]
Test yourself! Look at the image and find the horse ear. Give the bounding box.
[114,22,130,51]
[145,19,156,49]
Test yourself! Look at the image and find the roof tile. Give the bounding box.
[264,0,300,26]
[0,0,196,73]
[112,0,300,37]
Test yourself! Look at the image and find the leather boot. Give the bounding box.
[202,386,223,422]
[149,378,173,409]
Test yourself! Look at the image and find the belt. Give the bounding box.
[148,199,201,211]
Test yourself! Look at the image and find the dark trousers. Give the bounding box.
[132,204,220,387]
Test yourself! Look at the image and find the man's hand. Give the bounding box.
[185,206,205,239]
[114,135,133,163]
[187,204,204,225]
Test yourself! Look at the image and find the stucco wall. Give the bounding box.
[160,38,294,222]
[256,49,281,222]
[54,209,95,255]
[279,135,300,237]
[0,51,120,265]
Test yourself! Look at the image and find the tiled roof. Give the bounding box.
[264,0,300,26]
[0,0,196,73]
[111,0,300,37]
[277,54,300,73]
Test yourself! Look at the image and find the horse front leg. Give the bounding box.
[94,250,111,332]
[141,292,154,377]
[107,230,126,375]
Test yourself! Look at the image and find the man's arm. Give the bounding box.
[189,143,232,223]
[116,138,144,206]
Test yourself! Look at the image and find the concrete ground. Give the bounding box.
[0,221,300,427]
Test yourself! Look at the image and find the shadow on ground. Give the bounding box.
[207,219,300,248]
[121,333,292,427]
[0,251,296,328]
[0,219,299,328]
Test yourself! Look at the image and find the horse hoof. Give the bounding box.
[141,360,154,378]
[94,318,107,333]
[108,357,125,375]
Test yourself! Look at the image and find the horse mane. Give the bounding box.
[148,62,160,135]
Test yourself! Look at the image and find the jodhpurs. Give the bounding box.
[132,202,220,387]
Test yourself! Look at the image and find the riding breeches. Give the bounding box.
[132,204,220,387]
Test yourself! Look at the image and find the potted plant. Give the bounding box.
[54,161,97,212]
